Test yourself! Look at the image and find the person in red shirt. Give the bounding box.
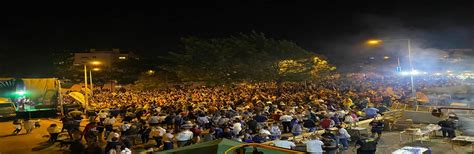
[272,111,282,121]
[320,117,334,129]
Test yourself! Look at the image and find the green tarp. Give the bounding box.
[155,139,288,154]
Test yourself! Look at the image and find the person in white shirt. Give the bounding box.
[148,114,160,126]
[337,125,351,150]
[270,123,282,140]
[304,135,324,154]
[232,120,242,135]
[176,128,193,147]
[120,147,132,154]
[259,126,272,138]
[272,136,296,149]
[279,113,293,133]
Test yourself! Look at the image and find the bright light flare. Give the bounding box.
[15,91,26,96]
[400,70,420,76]
[146,70,155,75]
[90,61,102,65]
[383,56,390,60]
[367,39,383,45]
[92,68,101,71]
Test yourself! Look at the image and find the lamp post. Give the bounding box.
[83,64,89,109]
[367,39,417,104]
[83,61,101,109]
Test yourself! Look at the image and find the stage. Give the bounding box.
[16,104,58,119]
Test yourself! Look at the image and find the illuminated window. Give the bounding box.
[119,56,127,60]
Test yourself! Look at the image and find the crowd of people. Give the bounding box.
[46,74,461,154]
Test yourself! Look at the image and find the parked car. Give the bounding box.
[0,98,17,120]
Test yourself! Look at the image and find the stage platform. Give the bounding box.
[16,104,58,119]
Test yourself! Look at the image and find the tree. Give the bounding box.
[161,32,335,84]
[129,70,178,90]
[52,51,81,82]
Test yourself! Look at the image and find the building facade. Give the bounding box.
[73,48,134,67]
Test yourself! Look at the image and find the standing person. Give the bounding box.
[140,125,152,144]
[150,126,166,147]
[291,121,303,140]
[303,117,317,132]
[23,118,34,134]
[303,135,324,154]
[60,116,71,133]
[279,112,293,133]
[269,123,282,140]
[164,113,175,130]
[254,112,268,129]
[105,137,120,154]
[322,135,338,154]
[83,122,98,144]
[438,118,456,138]
[174,115,184,131]
[103,116,116,140]
[190,125,202,144]
[320,116,334,129]
[369,118,384,139]
[47,124,62,143]
[12,119,22,135]
[354,136,379,154]
[247,118,258,134]
[105,129,120,151]
[162,129,174,150]
[176,127,193,147]
[337,125,351,150]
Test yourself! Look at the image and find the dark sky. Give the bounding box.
[1,1,473,77]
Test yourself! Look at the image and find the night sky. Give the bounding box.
[1,1,473,77]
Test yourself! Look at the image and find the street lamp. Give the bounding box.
[83,61,101,109]
[367,39,383,45]
[147,70,155,75]
[367,38,417,104]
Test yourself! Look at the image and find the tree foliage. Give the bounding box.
[161,32,335,84]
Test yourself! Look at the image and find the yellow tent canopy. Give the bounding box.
[416,92,429,104]
[68,92,86,107]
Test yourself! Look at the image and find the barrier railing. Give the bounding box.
[391,102,473,114]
